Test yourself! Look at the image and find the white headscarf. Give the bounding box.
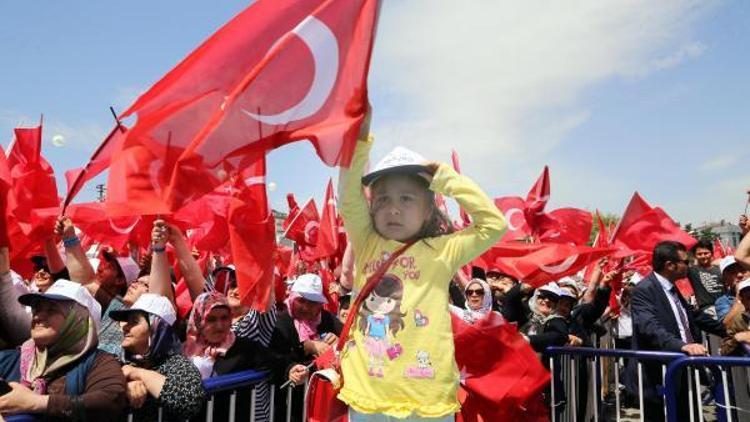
[451,279,494,324]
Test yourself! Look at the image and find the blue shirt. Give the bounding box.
[715,294,735,322]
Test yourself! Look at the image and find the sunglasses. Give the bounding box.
[466,288,485,296]
[538,293,559,302]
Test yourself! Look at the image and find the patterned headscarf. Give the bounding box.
[284,292,322,342]
[20,300,98,394]
[122,312,182,368]
[460,279,494,324]
[184,292,236,359]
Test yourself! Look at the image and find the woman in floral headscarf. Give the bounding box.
[184,292,286,422]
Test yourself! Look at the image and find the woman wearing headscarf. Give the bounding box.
[449,278,499,324]
[185,291,287,422]
[0,279,126,420]
[110,293,206,422]
[269,273,343,421]
[517,283,569,353]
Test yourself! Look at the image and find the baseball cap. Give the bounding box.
[291,273,328,304]
[537,282,562,300]
[737,279,750,294]
[361,146,428,186]
[19,279,102,329]
[720,256,739,275]
[115,257,140,285]
[109,293,177,326]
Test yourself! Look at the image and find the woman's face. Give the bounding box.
[97,257,125,292]
[123,276,149,306]
[465,282,485,311]
[30,299,68,348]
[120,313,150,356]
[535,293,558,317]
[226,287,248,317]
[293,297,323,320]
[202,306,232,345]
[370,175,431,242]
[32,269,53,293]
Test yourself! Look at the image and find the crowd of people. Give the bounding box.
[0,115,748,422]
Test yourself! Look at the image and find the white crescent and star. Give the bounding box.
[243,15,339,125]
[504,208,524,232]
[539,254,579,275]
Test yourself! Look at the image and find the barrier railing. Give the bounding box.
[545,346,686,422]
[664,356,750,422]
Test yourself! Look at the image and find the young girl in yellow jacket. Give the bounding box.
[338,111,506,421]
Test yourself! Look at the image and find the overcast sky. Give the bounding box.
[1,0,748,226]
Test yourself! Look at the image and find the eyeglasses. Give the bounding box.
[466,289,485,296]
[671,259,690,266]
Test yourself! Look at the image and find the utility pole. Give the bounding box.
[95,184,106,202]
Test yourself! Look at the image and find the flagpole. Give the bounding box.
[61,106,125,214]
[744,189,749,216]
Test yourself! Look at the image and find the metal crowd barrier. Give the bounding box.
[3,369,309,422]
[546,346,686,422]
[664,356,750,422]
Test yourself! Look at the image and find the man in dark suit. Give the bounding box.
[631,241,726,422]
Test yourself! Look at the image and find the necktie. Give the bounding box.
[670,287,694,343]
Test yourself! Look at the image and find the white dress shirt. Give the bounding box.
[655,272,690,343]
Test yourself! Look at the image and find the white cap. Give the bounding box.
[291,273,328,304]
[115,256,141,285]
[720,256,739,275]
[736,278,750,294]
[110,293,177,326]
[19,279,102,329]
[361,146,428,186]
[537,282,562,298]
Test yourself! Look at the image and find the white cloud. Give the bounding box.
[369,0,717,188]
[698,153,740,172]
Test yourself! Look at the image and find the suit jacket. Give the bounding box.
[629,272,726,401]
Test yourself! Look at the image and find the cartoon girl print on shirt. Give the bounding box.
[357,274,406,377]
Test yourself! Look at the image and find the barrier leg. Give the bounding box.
[269,385,276,422]
[229,390,237,422]
[550,356,556,422]
[694,368,704,421]
[722,368,733,422]
[614,359,621,422]
[250,387,257,422]
[638,362,644,422]
[286,385,293,422]
[662,364,667,421]
[592,357,598,422]
[572,356,578,422]
[688,369,696,422]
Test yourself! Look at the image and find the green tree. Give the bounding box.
[590,212,621,245]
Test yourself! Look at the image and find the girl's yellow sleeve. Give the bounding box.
[429,164,506,270]
[338,135,376,255]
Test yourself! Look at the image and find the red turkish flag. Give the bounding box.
[477,242,615,288]
[494,196,532,242]
[536,207,593,246]
[284,198,320,261]
[106,0,380,215]
[227,156,276,310]
[524,166,550,228]
[713,238,727,259]
[282,193,300,232]
[66,202,160,252]
[0,145,11,247]
[312,179,339,259]
[6,125,60,255]
[611,192,696,256]
[452,312,550,421]
[173,186,232,252]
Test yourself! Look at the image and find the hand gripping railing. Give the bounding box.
[545,347,685,422]
[664,355,750,422]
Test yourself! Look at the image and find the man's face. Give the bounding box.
[740,288,750,311]
[666,250,690,280]
[694,247,713,267]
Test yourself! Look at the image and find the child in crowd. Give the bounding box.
[337,109,506,420]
